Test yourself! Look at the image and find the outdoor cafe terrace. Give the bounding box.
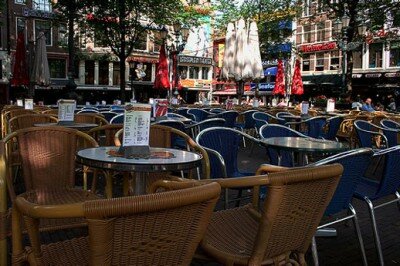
[0,102,400,265]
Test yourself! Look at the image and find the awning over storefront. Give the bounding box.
[302,74,341,87]
[213,88,237,95]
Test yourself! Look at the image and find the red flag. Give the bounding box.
[11,32,29,87]
[291,59,304,95]
[272,59,285,95]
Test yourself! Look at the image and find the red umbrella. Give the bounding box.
[272,59,285,95]
[11,32,29,87]
[291,59,304,95]
[153,43,170,90]
[171,53,183,90]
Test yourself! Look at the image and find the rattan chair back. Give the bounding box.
[75,113,108,126]
[87,124,123,146]
[3,126,98,192]
[8,114,57,133]
[13,182,221,265]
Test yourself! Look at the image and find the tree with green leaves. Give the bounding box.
[77,0,203,102]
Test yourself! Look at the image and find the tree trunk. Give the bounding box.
[119,0,126,103]
[119,53,126,103]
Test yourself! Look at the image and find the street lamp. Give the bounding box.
[333,9,367,93]
[160,22,189,99]
[129,61,135,101]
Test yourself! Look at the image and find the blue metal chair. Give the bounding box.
[380,119,400,147]
[212,111,239,128]
[380,119,400,130]
[259,124,307,167]
[309,148,373,265]
[354,120,388,149]
[100,111,118,122]
[276,111,294,125]
[321,115,344,140]
[354,146,400,265]
[196,127,260,208]
[77,109,99,114]
[209,108,225,114]
[154,120,187,149]
[235,110,257,132]
[187,108,212,122]
[110,114,124,124]
[287,116,327,139]
[185,118,225,138]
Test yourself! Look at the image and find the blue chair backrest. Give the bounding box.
[214,111,239,128]
[188,109,211,122]
[176,108,189,116]
[276,112,293,125]
[259,124,306,167]
[110,114,124,124]
[196,127,241,178]
[197,118,226,131]
[324,116,343,140]
[381,128,398,147]
[354,120,377,148]
[380,119,400,130]
[209,108,225,114]
[77,109,99,114]
[242,110,257,129]
[305,116,327,139]
[154,121,187,149]
[311,148,373,215]
[101,111,118,122]
[374,146,400,198]
[252,112,270,132]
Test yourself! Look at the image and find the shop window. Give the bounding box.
[330,51,339,70]
[99,61,109,85]
[48,58,66,78]
[201,67,209,79]
[389,42,400,67]
[179,66,188,79]
[353,48,363,69]
[315,53,324,71]
[369,43,383,68]
[85,60,95,84]
[113,62,120,85]
[316,22,325,42]
[303,25,312,44]
[189,66,199,79]
[302,55,310,71]
[34,20,52,46]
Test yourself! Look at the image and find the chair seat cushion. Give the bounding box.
[354,178,380,200]
[201,205,258,265]
[28,236,89,265]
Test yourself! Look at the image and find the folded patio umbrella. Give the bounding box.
[273,59,285,95]
[233,18,252,82]
[220,22,236,80]
[154,43,170,90]
[291,59,304,95]
[11,32,29,87]
[247,21,264,81]
[31,32,50,87]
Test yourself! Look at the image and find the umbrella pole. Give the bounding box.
[237,80,244,100]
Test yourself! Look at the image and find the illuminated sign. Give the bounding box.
[178,56,212,65]
[22,7,55,19]
[299,42,337,53]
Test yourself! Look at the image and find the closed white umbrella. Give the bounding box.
[233,18,252,81]
[31,32,50,86]
[248,21,264,81]
[221,22,236,80]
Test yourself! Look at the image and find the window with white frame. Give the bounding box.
[179,66,188,79]
[133,31,147,51]
[34,20,52,46]
[189,66,199,79]
[353,48,363,69]
[15,0,26,4]
[16,17,26,33]
[316,22,326,42]
[58,24,67,46]
[303,25,313,44]
[302,54,310,71]
[315,53,324,71]
[303,0,312,17]
[368,43,383,68]
[33,0,52,12]
[389,41,400,67]
[330,50,339,70]
[201,67,209,79]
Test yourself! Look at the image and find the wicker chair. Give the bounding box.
[12,182,221,265]
[1,127,101,235]
[184,164,343,265]
[74,113,109,126]
[8,114,58,133]
[1,109,37,138]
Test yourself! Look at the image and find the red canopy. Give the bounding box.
[153,43,170,90]
[11,32,29,87]
[272,59,285,95]
[291,59,304,95]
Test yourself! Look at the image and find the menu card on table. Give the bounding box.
[57,99,76,125]
[326,99,335,112]
[16,99,23,107]
[119,103,152,158]
[301,101,309,115]
[24,99,33,110]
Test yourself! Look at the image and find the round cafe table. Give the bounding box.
[76,146,202,197]
[261,137,348,166]
[34,122,98,131]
